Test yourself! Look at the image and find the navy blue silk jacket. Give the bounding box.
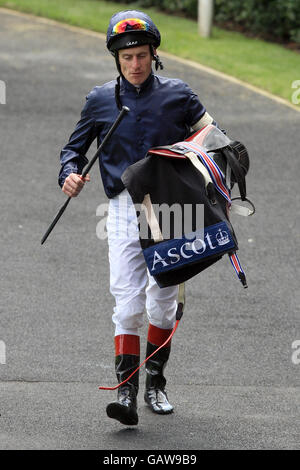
[59,72,206,198]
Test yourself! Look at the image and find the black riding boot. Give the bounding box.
[144,340,174,414]
[106,335,139,425]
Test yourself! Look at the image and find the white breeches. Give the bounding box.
[106,190,178,336]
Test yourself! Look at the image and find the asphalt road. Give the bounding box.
[0,9,299,450]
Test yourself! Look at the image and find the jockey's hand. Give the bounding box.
[62,173,90,197]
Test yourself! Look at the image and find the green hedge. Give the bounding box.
[214,0,300,44]
[104,0,300,43]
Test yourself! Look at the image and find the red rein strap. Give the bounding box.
[99,320,180,391]
[99,302,184,391]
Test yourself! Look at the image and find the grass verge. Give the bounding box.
[0,0,299,105]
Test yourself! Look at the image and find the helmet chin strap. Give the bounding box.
[115,75,122,110]
[150,45,164,70]
[114,52,123,110]
[114,51,122,75]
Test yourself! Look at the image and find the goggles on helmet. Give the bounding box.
[111,18,150,36]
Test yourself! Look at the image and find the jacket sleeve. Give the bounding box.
[183,84,206,128]
[183,84,225,132]
[58,89,99,187]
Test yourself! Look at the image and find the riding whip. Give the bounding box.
[41,106,130,245]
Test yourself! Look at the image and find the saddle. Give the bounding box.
[121,125,254,289]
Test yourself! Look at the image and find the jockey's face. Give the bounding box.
[118,45,153,85]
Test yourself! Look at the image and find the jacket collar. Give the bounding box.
[121,71,154,92]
